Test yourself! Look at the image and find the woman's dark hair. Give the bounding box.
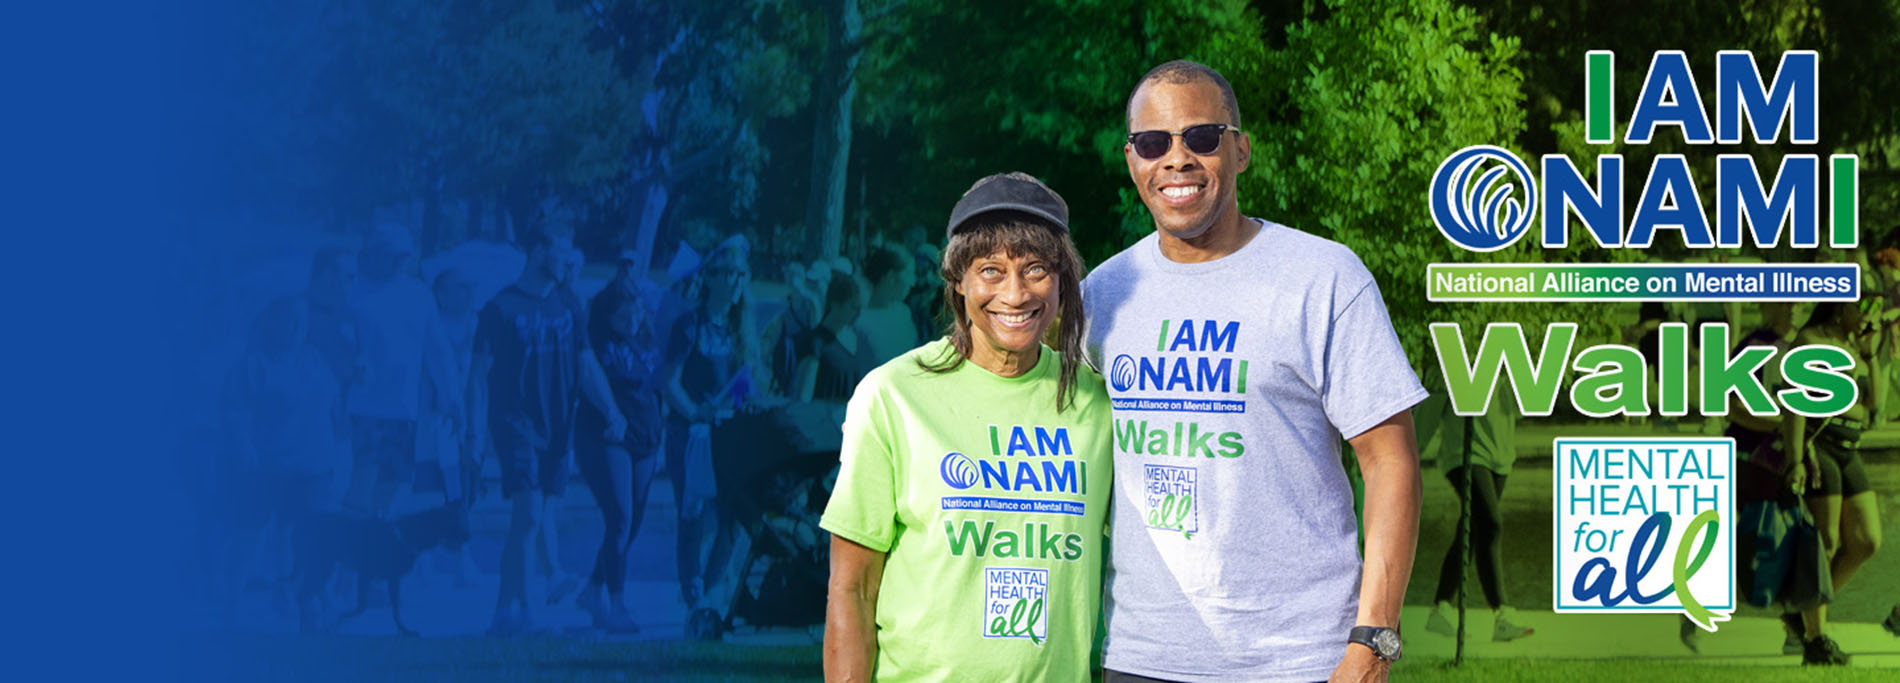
[824,270,864,311]
[917,210,1087,412]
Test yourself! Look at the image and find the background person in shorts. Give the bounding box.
[477,211,626,635]
[573,253,666,633]
[1791,299,1884,664]
[342,223,456,517]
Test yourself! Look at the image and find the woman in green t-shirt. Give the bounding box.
[821,173,1112,682]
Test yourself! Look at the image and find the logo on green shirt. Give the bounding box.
[984,567,1049,645]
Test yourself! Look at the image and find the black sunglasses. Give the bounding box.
[1127,123,1242,160]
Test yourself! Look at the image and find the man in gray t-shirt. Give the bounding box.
[1083,60,1427,682]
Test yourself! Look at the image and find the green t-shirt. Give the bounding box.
[821,339,1112,682]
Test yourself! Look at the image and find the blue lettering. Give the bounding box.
[1034,427,1071,456]
[1139,356,1165,391]
[1629,155,1713,248]
[1717,154,1817,248]
[1628,51,1714,144]
[1014,461,1043,492]
[980,460,1011,490]
[1041,460,1077,493]
[1195,358,1232,393]
[1169,320,1198,352]
[1568,513,1678,607]
[1200,321,1239,353]
[1716,50,1817,144]
[1542,154,1624,248]
[1166,358,1194,391]
[1007,427,1033,456]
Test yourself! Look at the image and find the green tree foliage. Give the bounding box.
[1244,0,1597,357]
[321,0,633,225]
[856,0,1266,265]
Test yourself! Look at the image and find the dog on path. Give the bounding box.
[295,503,472,635]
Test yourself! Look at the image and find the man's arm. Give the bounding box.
[1331,410,1421,683]
[825,535,885,682]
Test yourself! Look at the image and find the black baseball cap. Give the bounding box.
[946,172,1070,238]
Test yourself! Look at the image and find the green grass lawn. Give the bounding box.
[203,634,1895,681]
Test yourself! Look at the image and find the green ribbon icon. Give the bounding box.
[1672,509,1723,631]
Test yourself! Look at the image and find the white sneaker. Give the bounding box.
[1426,601,1455,637]
[1492,607,1535,642]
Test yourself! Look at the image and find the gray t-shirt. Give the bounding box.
[1082,218,1427,681]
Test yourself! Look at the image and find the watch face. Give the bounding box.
[1372,629,1401,657]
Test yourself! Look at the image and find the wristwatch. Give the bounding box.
[1348,625,1402,662]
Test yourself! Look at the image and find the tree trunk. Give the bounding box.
[804,0,862,261]
[629,178,669,277]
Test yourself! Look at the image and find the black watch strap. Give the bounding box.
[1348,625,1402,662]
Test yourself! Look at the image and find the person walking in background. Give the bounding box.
[479,213,627,635]
[342,223,456,517]
[420,265,486,585]
[854,243,918,366]
[1700,301,1845,663]
[1791,299,1885,665]
[573,253,666,633]
[907,242,942,344]
[663,234,763,638]
[1422,386,1533,642]
[534,244,591,606]
[792,272,865,403]
[220,296,350,607]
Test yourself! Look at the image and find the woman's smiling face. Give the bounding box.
[957,249,1058,372]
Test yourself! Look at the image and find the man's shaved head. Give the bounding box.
[1127,60,1241,130]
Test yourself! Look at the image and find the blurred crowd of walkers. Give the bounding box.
[209,207,945,638]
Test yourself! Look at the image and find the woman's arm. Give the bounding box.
[795,357,821,403]
[825,535,886,682]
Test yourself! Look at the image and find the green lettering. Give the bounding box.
[1570,345,1649,417]
[1115,419,1146,454]
[1661,323,1689,415]
[1698,324,1778,416]
[944,519,993,556]
[1186,422,1216,457]
[1218,431,1244,458]
[1430,322,1576,416]
[1038,524,1063,558]
[1778,345,1857,416]
[993,529,1019,557]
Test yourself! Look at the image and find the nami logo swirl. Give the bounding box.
[941,451,980,490]
[1110,354,1138,393]
[1431,145,1539,252]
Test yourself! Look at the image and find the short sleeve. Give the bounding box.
[1322,279,1428,439]
[1079,273,1103,372]
[819,375,900,552]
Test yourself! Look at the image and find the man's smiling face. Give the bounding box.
[1125,78,1250,244]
